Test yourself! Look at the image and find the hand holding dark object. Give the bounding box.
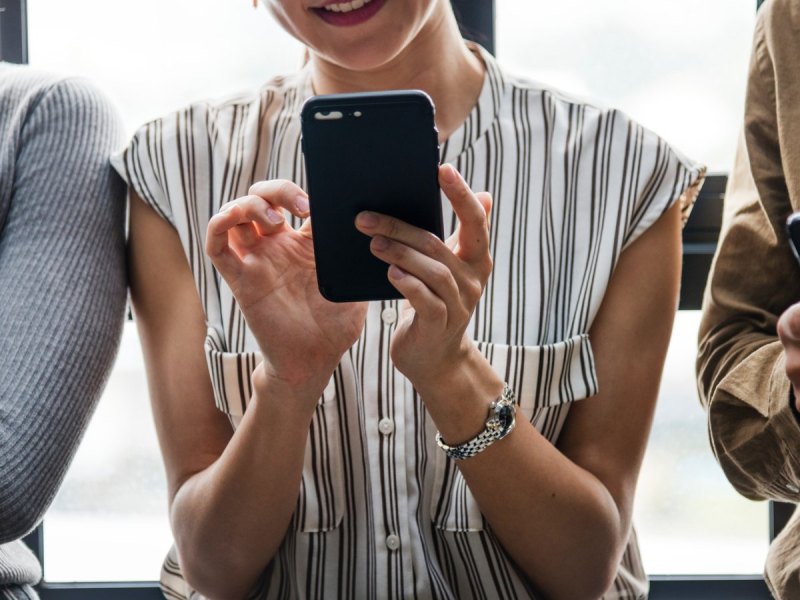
[778,303,800,412]
[205,178,367,397]
[301,90,443,302]
[355,163,492,391]
[781,214,800,412]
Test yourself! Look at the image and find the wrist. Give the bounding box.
[416,346,505,443]
[252,363,331,417]
[436,383,516,460]
[411,337,480,390]
[415,343,502,400]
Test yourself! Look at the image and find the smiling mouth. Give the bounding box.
[322,0,374,13]
[311,0,386,26]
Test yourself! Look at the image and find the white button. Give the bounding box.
[381,307,397,324]
[378,417,395,436]
[385,534,400,551]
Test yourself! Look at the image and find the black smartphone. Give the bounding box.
[300,90,443,302]
[788,212,800,266]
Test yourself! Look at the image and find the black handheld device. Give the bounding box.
[300,90,443,302]
[788,212,800,266]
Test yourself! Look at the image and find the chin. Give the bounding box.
[303,0,427,74]
[316,34,410,73]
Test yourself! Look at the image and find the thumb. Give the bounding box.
[778,302,800,344]
[445,192,492,251]
[298,216,313,239]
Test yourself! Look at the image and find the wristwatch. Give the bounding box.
[435,384,516,460]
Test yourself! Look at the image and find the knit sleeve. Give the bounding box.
[0,75,126,541]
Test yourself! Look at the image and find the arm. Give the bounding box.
[129,181,365,599]
[696,5,800,503]
[358,165,682,599]
[0,78,125,541]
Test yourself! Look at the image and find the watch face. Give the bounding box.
[496,402,514,427]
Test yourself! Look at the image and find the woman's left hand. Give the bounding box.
[355,164,492,389]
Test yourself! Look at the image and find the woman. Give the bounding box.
[114,1,704,598]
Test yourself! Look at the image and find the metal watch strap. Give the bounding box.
[435,384,516,461]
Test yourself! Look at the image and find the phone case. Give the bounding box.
[301,90,443,302]
[788,212,800,266]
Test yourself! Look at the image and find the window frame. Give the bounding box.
[11,0,780,597]
[0,0,27,63]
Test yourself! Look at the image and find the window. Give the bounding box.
[634,312,768,575]
[27,0,304,136]
[42,323,167,583]
[496,0,767,578]
[496,0,755,172]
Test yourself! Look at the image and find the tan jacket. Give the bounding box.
[697,0,800,596]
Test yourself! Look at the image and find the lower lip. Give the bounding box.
[313,0,386,27]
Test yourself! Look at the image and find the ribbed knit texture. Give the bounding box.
[0,63,126,594]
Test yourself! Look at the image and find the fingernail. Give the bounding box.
[267,207,284,224]
[296,196,310,214]
[358,211,379,228]
[389,265,406,280]
[372,236,390,251]
[441,164,458,184]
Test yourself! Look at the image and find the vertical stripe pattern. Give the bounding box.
[112,44,705,600]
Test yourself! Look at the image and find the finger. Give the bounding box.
[778,304,800,390]
[444,229,459,252]
[298,216,313,239]
[444,190,490,249]
[785,343,800,392]
[439,164,491,261]
[248,179,310,219]
[476,191,493,223]
[355,210,459,273]
[206,211,243,277]
[358,211,483,301]
[370,236,462,316]
[230,222,260,248]
[386,265,447,323]
[218,194,286,236]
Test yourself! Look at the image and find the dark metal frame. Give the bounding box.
[0,0,27,63]
[13,1,783,598]
[452,0,495,54]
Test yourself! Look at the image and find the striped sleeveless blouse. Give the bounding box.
[112,43,704,599]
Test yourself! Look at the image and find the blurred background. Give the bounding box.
[26,0,765,582]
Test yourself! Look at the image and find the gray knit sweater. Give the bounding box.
[0,64,126,596]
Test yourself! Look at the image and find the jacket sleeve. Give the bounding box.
[697,4,800,504]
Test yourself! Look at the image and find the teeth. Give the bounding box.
[324,0,372,13]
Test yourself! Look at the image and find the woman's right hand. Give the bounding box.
[205,179,367,395]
